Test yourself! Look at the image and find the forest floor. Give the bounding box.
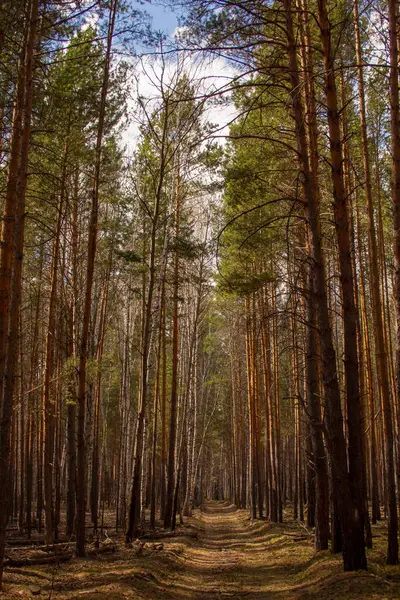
[3,501,400,599]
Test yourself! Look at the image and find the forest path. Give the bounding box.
[4,501,400,599]
[161,500,260,599]
[94,500,300,600]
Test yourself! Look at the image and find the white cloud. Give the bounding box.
[119,51,238,155]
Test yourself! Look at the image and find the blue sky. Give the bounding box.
[144,2,180,37]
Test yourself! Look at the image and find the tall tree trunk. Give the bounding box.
[387,0,400,566]
[317,0,367,566]
[306,270,329,550]
[76,0,117,557]
[91,272,110,532]
[245,296,256,519]
[26,248,42,538]
[164,163,181,529]
[43,140,68,545]
[150,294,163,529]
[66,167,79,538]
[0,3,28,394]
[159,300,167,520]
[0,0,38,586]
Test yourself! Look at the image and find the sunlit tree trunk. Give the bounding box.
[164,161,181,529]
[43,138,68,545]
[0,0,38,585]
[387,0,400,565]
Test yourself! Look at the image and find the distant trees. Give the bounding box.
[126,60,215,539]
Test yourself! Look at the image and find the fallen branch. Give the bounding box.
[6,537,73,547]
[6,540,74,550]
[4,544,116,568]
[4,552,73,567]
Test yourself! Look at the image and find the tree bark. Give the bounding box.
[0,0,38,586]
[387,0,400,566]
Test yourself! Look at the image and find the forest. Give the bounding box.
[1,0,400,598]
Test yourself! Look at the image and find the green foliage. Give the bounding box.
[170,232,201,260]
[218,268,273,296]
[216,83,292,297]
[116,250,143,263]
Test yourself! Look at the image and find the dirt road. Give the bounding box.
[3,501,399,599]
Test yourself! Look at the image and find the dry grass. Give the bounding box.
[2,502,400,599]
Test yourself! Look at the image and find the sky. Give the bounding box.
[143,2,179,36]
[82,1,237,153]
[120,2,238,153]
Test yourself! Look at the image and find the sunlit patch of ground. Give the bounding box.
[2,502,400,599]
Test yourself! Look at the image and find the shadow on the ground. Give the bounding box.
[3,501,400,600]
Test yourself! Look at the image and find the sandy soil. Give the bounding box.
[2,501,400,599]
